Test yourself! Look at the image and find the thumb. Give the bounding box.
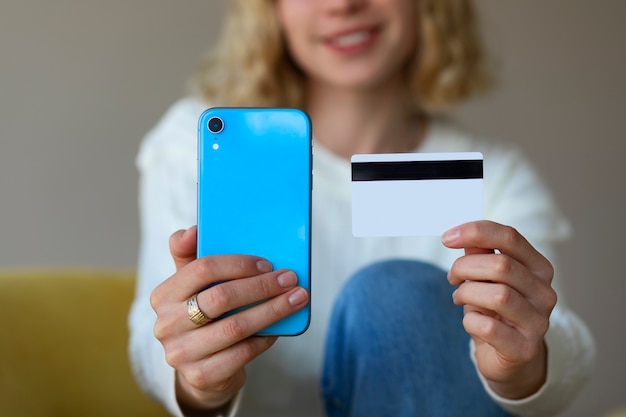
[169,226,198,271]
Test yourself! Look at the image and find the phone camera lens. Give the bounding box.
[208,117,224,134]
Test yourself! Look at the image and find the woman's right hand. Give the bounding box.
[150,226,310,412]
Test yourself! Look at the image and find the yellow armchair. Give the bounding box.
[0,269,170,417]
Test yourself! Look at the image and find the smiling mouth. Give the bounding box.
[326,27,380,50]
[333,31,371,47]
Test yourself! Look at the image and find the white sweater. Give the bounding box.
[129,98,595,417]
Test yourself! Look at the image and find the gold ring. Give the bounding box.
[186,293,212,326]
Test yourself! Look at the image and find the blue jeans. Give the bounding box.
[321,260,509,417]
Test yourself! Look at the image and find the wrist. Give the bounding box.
[179,398,235,417]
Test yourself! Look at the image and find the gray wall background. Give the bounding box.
[1,1,624,415]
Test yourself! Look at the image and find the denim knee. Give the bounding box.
[332,259,457,331]
[321,259,508,417]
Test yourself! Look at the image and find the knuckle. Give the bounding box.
[465,314,496,339]
[195,256,219,277]
[493,255,514,275]
[493,286,513,308]
[502,226,520,247]
[222,317,248,340]
[207,284,233,310]
[534,283,557,317]
[544,287,558,311]
[256,274,274,296]
[153,318,168,341]
[149,286,164,311]
[164,342,186,369]
[235,341,260,364]
[184,366,211,391]
[194,255,256,282]
[269,298,286,320]
[222,254,252,277]
[233,255,249,275]
[478,318,497,339]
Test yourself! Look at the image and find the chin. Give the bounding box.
[334,59,404,88]
[330,72,398,91]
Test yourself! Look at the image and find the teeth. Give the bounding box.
[334,31,369,47]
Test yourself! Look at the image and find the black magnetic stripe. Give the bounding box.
[352,160,483,181]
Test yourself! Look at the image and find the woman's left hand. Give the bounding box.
[442,220,556,399]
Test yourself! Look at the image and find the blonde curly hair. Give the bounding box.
[191,0,490,114]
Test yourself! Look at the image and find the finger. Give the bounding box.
[463,311,543,365]
[156,254,274,303]
[178,336,278,391]
[449,254,557,315]
[442,221,553,282]
[155,269,298,338]
[453,281,548,334]
[448,253,531,290]
[194,269,299,324]
[170,226,199,271]
[192,287,308,354]
[162,287,306,365]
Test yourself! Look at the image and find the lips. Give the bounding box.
[324,25,381,53]
[333,30,371,47]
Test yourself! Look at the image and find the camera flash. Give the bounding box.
[212,143,219,150]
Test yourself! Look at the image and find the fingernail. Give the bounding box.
[257,260,273,273]
[288,288,308,306]
[182,225,196,239]
[277,271,297,288]
[442,228,460,244]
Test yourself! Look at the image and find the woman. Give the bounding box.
[129,1,595,416]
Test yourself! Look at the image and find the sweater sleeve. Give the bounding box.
[127,99,241,417]
[474,147,596,416]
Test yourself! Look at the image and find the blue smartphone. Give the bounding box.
[197,107,312,336]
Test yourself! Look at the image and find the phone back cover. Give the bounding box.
[197,108,312,336]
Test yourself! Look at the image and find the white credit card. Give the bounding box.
[351,152,484,237]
